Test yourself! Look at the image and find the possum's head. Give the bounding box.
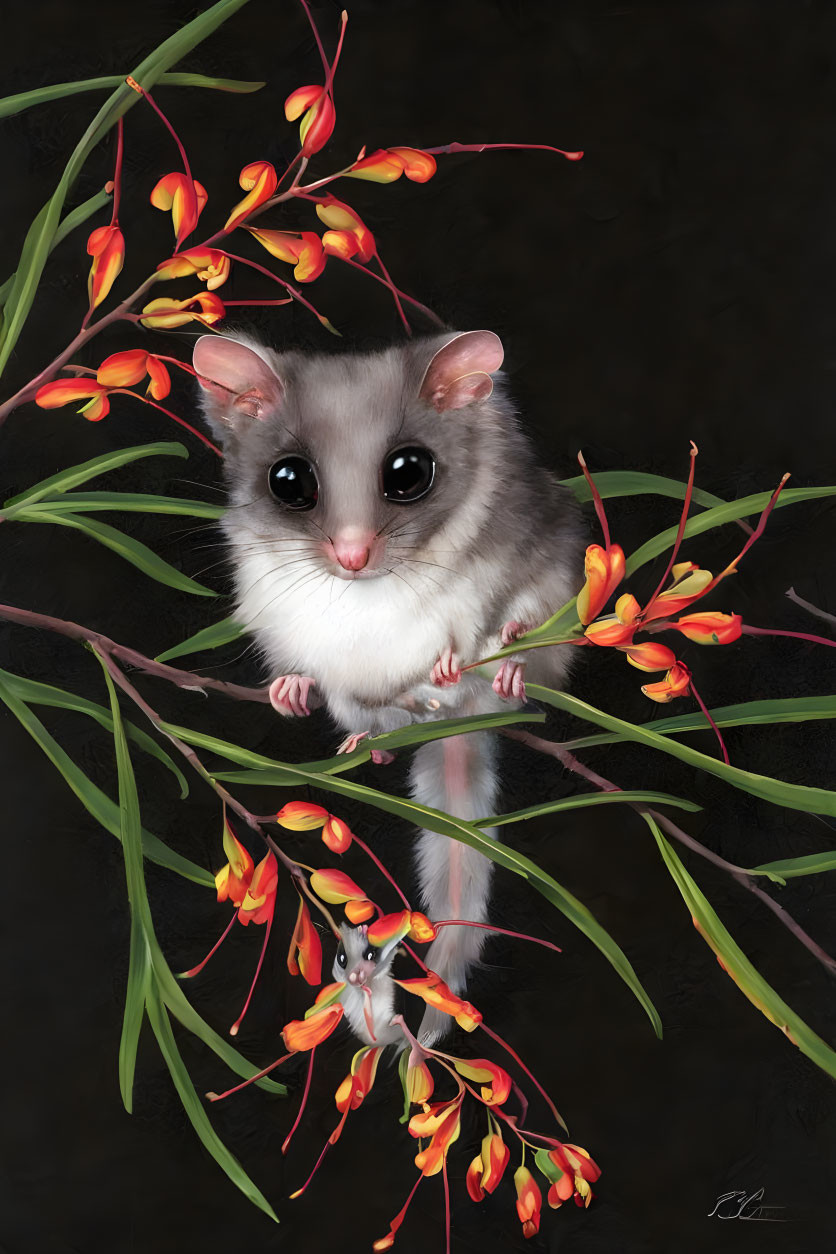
[333,922,400,986]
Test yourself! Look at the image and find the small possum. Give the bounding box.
[194,329,582,1042]
[333,923,401,1047]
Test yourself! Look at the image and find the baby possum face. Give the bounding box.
[194,332,512,588]
[333,923,402,1047]
[334,925,380,986]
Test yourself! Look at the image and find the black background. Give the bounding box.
[1,2,834,1252]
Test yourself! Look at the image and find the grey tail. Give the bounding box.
[409,732,499,1045]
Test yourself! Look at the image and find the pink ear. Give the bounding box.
[193,335,282,420]
[419,330,504,412]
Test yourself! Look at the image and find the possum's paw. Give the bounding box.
[268,674,317,717]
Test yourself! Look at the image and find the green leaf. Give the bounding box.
[145,985,278,1222]
[528,684,836,817]
[0,72,264,119]
[3,440,187,513]
[155,615,246,663]
[0,676,212,885]
[0,0,256,375]
[161,721,662,1037]
[119,912,150,1113]
[561,695,836,752]
[482,789,702,829]
[98,656,156,1110]
[559,469,728,510]
[534,1146,563,1185]
[624,485,836,578]
[645,815,836,1080]
[753,851,836,879]
[20,491,224,519]
[18,510,216,597]
[0,667,188,797]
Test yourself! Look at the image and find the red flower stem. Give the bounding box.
[391,1013,430,1060]
[155,355,197,375]
[128,79,195,192]
[371,252,411,334]
[223,298,293,307]
[401,941,431,973]
[323,9,348,95]
[179,912,237,978]
[741,625,836,649]
[222,251,332,326]
[504,726,836,976]
[298,0,332,76]
[478,1021,568,1134]
[229,910,276,1035]
[290,1127,337,1198]
[691,677,726,762]
[281,1046,317,1154]
[432,919,562,954]
[350,832,412,910]
[423,140,583,161]
[114,389,222,457]
[641,440,698,616]
[206,1051,294,1102]
[377,1174,424,1248]
[687,676,730,764]
[111,116,125,222]
[697,473,791,601]
[341,256,443,325]
[442,1158,451,1254]
[576,451,610,548]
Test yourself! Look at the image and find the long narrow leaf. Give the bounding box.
[0,667,188,797]
[0,0,254,373]
[753,852,836,879]
[156,615,246,663]
[119,912,150,1113]
[145,986,278,1221]
[645,815,836,1079]
[560,469,727,510]
[19,510,216,597]
[1,187,113,307]
[162,721,662,1036]
[21,491,224,519]
[482,789,702,829]
[3,441,187,512]
[528,684,836,817]
[561,695,836,752]
[0,72,264,119]
[0,677,212,885]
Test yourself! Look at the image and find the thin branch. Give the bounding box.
[786,587,836,630]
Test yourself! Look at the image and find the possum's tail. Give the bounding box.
[410,731,499,1044]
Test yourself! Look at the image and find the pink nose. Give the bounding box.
[334,542,370,571]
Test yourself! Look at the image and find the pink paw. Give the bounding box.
[431,646,462,688]
[370,749,396,766]
[269,674,316,717]
[337,731,371,755]
[500,619,532,647]
[493,660,527,702]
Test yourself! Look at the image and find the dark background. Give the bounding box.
[1,2,834,1252]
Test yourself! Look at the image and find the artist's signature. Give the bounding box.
[708,1187,787,1221]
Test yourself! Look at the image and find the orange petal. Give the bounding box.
[389,147,437,182]
[35,379,108,409]
[584,615,636,647]
[309,867,368,904]
[641,661,692,703]
[619,641,678,673]
[79,392,111,422]
[346,148,407,183]
[276,801,329,830]
[282,1002,344,1052]
[96,349,149,388]
[577,544,625,625]
[298,92,335,157]
[145,356,171,400]
[408,911,437,943]
[367,910,412,948]
[284,84,323,121]
[287,898,323,985]
[466,1155,486,1202]
[238,851,278,924]
[224,160,278,232]
[674,611,742,645]
[86,224,125,310]
[395,973,482,1031]
[344,898,375,923]
[322,814,353,854]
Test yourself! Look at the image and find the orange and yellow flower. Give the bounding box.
[334,1045,382,1114]
[86,223,125,311]
[214,818,255,906]
[139,292,225,329]
[577,542,626,626]
[409,1096,463,1176]
[287,897,322,985]
[395,972,482,1032]
[514,1165,543,1238]
[276,801,330,830]
[150,172,208,248]
[285,84,336,157]
[315,196,376,263]
[346,146,437,184]
[344,898,375,923]
[246,228,326,283]
[35,378,111,422]
[96,349,172,400]
[674,611,743,645]
[309,867,368,905]
[640,660,692,703]
[544,1141,601,1209]
[237,851,278,925]
[467,1126,510,1201]
[282,1001,344,1052]
[449,1057,512,1106]
[224,160,278,232]
[156,248,231,290]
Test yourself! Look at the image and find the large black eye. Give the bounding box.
[268,456,318,510]
[363,947,376,963]
[336,946,347,968]
[382,446,435,503]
